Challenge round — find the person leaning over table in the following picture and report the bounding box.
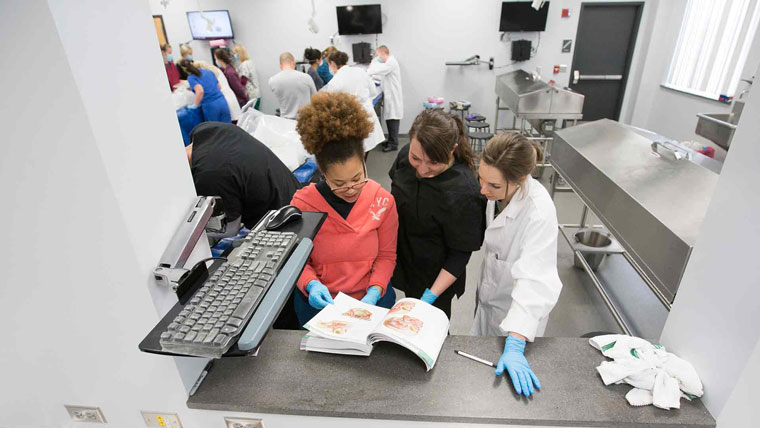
[472,132,563,397]
[194,60,242,123]
[290,91,399,326]
[177,59,231,123]
[388,109,486,318]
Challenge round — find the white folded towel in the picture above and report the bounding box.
[589,334,704,410]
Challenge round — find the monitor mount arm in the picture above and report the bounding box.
[153,196,221,290]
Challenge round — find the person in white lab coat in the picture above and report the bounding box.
[321,50,385,153]
[472,132,563,398]
[367,45,403,152]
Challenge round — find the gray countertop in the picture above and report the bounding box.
[187,330,715,427]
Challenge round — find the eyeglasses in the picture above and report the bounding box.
[325,165,369,194]
[329,179,369,194]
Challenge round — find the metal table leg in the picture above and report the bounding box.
[558,225,633,336]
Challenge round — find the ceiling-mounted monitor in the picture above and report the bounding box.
[187,10,234,40]
[499,2,550,32]
[336,4,382,35]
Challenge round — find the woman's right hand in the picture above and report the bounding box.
[306,280,334,310]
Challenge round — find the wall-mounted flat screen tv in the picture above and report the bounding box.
[336,4,382,35]
[187,10,234,40]
[499,2,550,32]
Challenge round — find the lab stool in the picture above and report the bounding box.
[466,121,491,134]
[467,114,486,122]
[468,131,493,154]
[450,105,470,122]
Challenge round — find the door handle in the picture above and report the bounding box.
[573,72,623,82]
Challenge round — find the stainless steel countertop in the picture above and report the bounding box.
[552,120,720,302]
[555,120,717,246]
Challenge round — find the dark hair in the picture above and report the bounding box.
[327,51,349,67]
[408,109,477,172]
[178,59,201,77]
[481,132,543,183]
[160,43,171,52]
[296,92,372,170]
[304,47,321,64]
[214,48,233,65]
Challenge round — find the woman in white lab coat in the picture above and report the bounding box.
[321,50,384,152]
[472,132,562,397]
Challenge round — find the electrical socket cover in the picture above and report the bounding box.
[64,405,107,423]
[141,411,183,428]
[224,417,264,428]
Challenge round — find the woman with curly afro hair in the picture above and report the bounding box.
[290,91,399,325]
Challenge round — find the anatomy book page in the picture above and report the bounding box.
[370,298,450,369]
[304,293,389,343]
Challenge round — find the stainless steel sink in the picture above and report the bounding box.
[695,100,743,149]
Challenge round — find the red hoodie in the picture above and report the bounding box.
[291,179,398,299]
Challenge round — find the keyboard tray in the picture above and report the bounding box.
[139,211,326,357]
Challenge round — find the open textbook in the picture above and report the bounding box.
[301,293,450,371]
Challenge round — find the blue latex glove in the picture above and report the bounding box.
[495,335,541,397]
[187,104,200,110]
[306,280,334,310]
[360,286,382,305]
[420,288,438,304]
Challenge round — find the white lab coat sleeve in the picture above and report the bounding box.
[308,77,317,96]
[367,75,379,98]
[499,213,562,341]
[367,59,393,77]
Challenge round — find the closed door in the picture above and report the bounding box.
[569,3,643,121]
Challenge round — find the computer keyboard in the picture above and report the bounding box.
[159,229,298,358]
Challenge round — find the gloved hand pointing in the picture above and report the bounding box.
[306,280,334,310]
[495,334,541,397]
[360,286,382,305]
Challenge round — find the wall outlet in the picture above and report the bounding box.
[141,411,183,428]
[224,417,264,428]
[64,405,107,423]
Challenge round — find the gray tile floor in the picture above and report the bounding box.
[366,138,624,337]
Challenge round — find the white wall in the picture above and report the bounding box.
[660,67,760,426]
[629,0,760,144]
[149,0,656,133]
[0,0,208,427]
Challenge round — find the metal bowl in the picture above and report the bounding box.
[574,230,612,271]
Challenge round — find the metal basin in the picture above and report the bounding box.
[695,103,742,149]
[573,229,612,271]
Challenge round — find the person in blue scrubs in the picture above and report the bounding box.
[178,59,231,123]
[317,46,336,84]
